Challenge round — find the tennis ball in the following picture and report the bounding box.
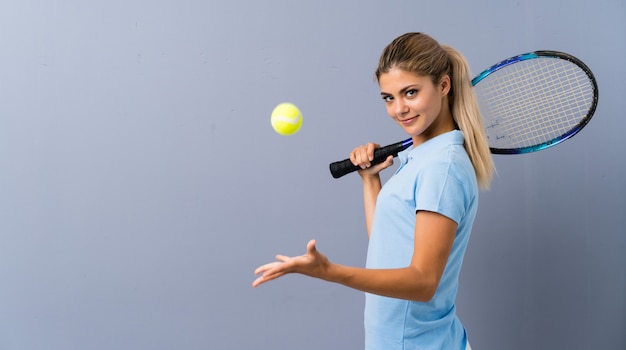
[270,102,302,136]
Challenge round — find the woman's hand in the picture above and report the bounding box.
[350,143,394,177]
[252,240,330,288]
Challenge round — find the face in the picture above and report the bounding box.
[378,68,454,145]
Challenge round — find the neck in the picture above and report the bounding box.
[412,105,455,147]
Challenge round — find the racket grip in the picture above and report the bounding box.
[329,139,412,179]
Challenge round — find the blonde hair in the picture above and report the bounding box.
[376,33,494,189]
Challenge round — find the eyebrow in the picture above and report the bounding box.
[380,84,419,97]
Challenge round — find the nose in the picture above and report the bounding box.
[394,99,409,118]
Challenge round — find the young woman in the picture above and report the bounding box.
[253,32,494,350]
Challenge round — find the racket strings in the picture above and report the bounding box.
[475,57,595,150]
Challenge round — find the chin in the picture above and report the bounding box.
[402,127,424,137]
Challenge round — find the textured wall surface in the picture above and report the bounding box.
[0,1,624,349]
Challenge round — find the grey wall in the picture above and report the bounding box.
[1,1,624,349]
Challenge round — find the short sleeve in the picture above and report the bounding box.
[414,158,471,225]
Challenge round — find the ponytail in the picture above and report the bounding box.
[442,45,494,190]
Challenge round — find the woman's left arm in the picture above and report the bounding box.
[253,210,456,302]
[328,210,456,301]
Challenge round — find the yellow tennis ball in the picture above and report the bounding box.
[271,102,302,136]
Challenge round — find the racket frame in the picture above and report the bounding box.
[473,50,599,154]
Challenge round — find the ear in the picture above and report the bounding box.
[439,75,451,96]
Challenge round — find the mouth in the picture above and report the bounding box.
[398,116,417,125]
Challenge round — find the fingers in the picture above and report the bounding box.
[252,269,286,288]
[381,155,394,168]
[252,240,319,288]
[252,261,287,288]
[253,253,291,275]
[275,254,290,262]
[252,253,295,288]
[253,261,281,275]
[350,143,380,169]
[306,239,317,253]
[349,143,395,172]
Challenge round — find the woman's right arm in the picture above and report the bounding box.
[360,174,382,238]
[350,143,394,238]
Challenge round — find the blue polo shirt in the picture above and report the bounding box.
[364,130,477,350]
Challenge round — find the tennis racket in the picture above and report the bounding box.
[329,50,598,179]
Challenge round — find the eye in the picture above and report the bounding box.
[381,94,393,103]
[406,89,418,98]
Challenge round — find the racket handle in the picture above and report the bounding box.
[329,139,413,179]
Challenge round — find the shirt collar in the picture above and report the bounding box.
[398,130,465,166]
